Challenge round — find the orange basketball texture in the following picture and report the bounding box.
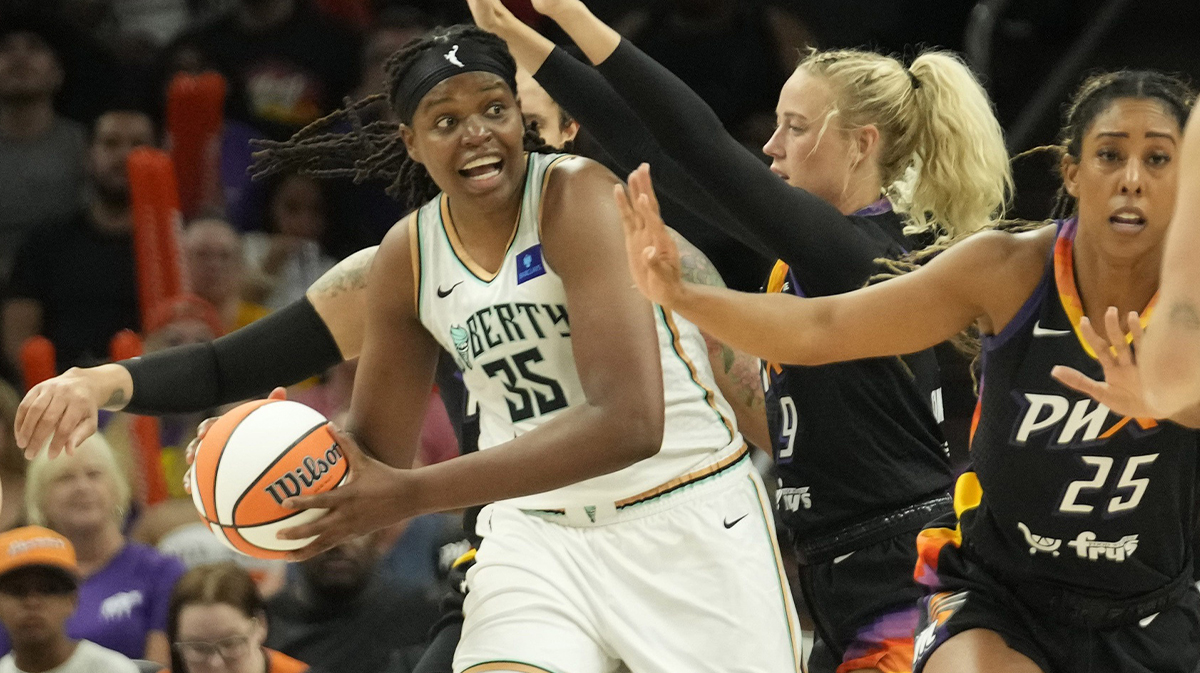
[189,399,347,558]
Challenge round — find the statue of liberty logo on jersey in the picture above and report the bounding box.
[450,325,472,369]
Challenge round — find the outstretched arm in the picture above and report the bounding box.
[617,165,1031,367]
[529,0,892,296]
[1142,111,1200,416]
[14,247,377,457]
[466,0,772,261]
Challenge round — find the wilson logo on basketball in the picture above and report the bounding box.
[263,444,344,505]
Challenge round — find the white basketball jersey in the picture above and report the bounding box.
[412,153,743,509]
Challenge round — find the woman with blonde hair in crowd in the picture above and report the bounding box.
[468,0,1010,670]
[163,563,306,673]
[0,433,185,665]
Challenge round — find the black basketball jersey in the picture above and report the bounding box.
[927,219,1199,598]
[763,205,953,539]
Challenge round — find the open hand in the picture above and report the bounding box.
[1051,308,1157,418]
[275,423,414,560]
[15,368,108,459]
[615,164,685,309]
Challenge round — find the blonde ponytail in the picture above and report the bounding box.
[799,49,1011,240]
[903,52,1011,238]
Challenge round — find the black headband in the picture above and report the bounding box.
[392,39,516,123]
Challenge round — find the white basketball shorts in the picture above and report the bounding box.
[453,453,803,673]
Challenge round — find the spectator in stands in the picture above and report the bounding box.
[0,526,139,673]
[183,217,271,333]
[243,173,336,310]
[167,0,361,142]
[167,563,307,673]
[0,433,186,665]
[0,383,27,532]
[266,533,436,673]
[0,17,87,281]
[1,108,155,372]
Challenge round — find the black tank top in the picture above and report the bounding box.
[764,204,952,539]
[962,219,1198,597]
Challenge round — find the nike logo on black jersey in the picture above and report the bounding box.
[1032,320,1071,337]
[437,281,463,298]
[723,514,748,529]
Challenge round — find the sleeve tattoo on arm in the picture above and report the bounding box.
[670,231,765,411]
[308,247,375,300]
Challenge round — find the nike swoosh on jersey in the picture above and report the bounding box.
[437,281,464,298]
[832,551,856,564]
[1032,320,1071,337]
[723,513,748,529]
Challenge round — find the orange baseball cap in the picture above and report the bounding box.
[0,527,79,588]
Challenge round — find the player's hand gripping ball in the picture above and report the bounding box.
[189,399,347,559]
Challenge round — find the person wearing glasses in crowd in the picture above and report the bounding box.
[164,563,307,673]
[0,526,138,673]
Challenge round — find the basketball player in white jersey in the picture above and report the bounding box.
[240,25,801,673]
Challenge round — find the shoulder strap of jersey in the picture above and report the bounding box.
[405,210,420,315]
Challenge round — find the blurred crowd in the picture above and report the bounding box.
[4,0,1199,671]
[0,0,817,670]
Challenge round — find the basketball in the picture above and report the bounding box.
[189,399,348,559]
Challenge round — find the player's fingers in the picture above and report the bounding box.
[196,416,218,440]
[49,407,90,458]
[1051,365,1107,400]
[638,164,662,215]
[1078,317,1116,368]
[276,510,338,540]
[325,423,367,464]
[13,386,39,446]
[15,388,50,451]
[1104,307,1132,365]
[283,490,339,512]
[25,396,69,460]
[1128,311,1145,354]
[65,415,97,457]
[182,466,194,495]
[614,184,639,235]
[286,535,340,562]
[268,387,288,401]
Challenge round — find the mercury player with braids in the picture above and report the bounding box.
[467,1,1009,672]
[619,70,1200,673]
[51,24,796,673]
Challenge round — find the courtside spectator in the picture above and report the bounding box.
[1,109,154,372]
[266,533,436,673]
[243,173,336,310]
[167,0,360,142]
[0,18,86,281]
[183,218,270,333]
[0,526,138,673]
[166,563,307,673]
[0,434,185,665]
[0,384,26,532]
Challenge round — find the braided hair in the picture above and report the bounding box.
[251,24,554,210]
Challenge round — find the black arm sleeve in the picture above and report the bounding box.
[573,39,893,296]
[122,297,343,414]
[535,48,775,263]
